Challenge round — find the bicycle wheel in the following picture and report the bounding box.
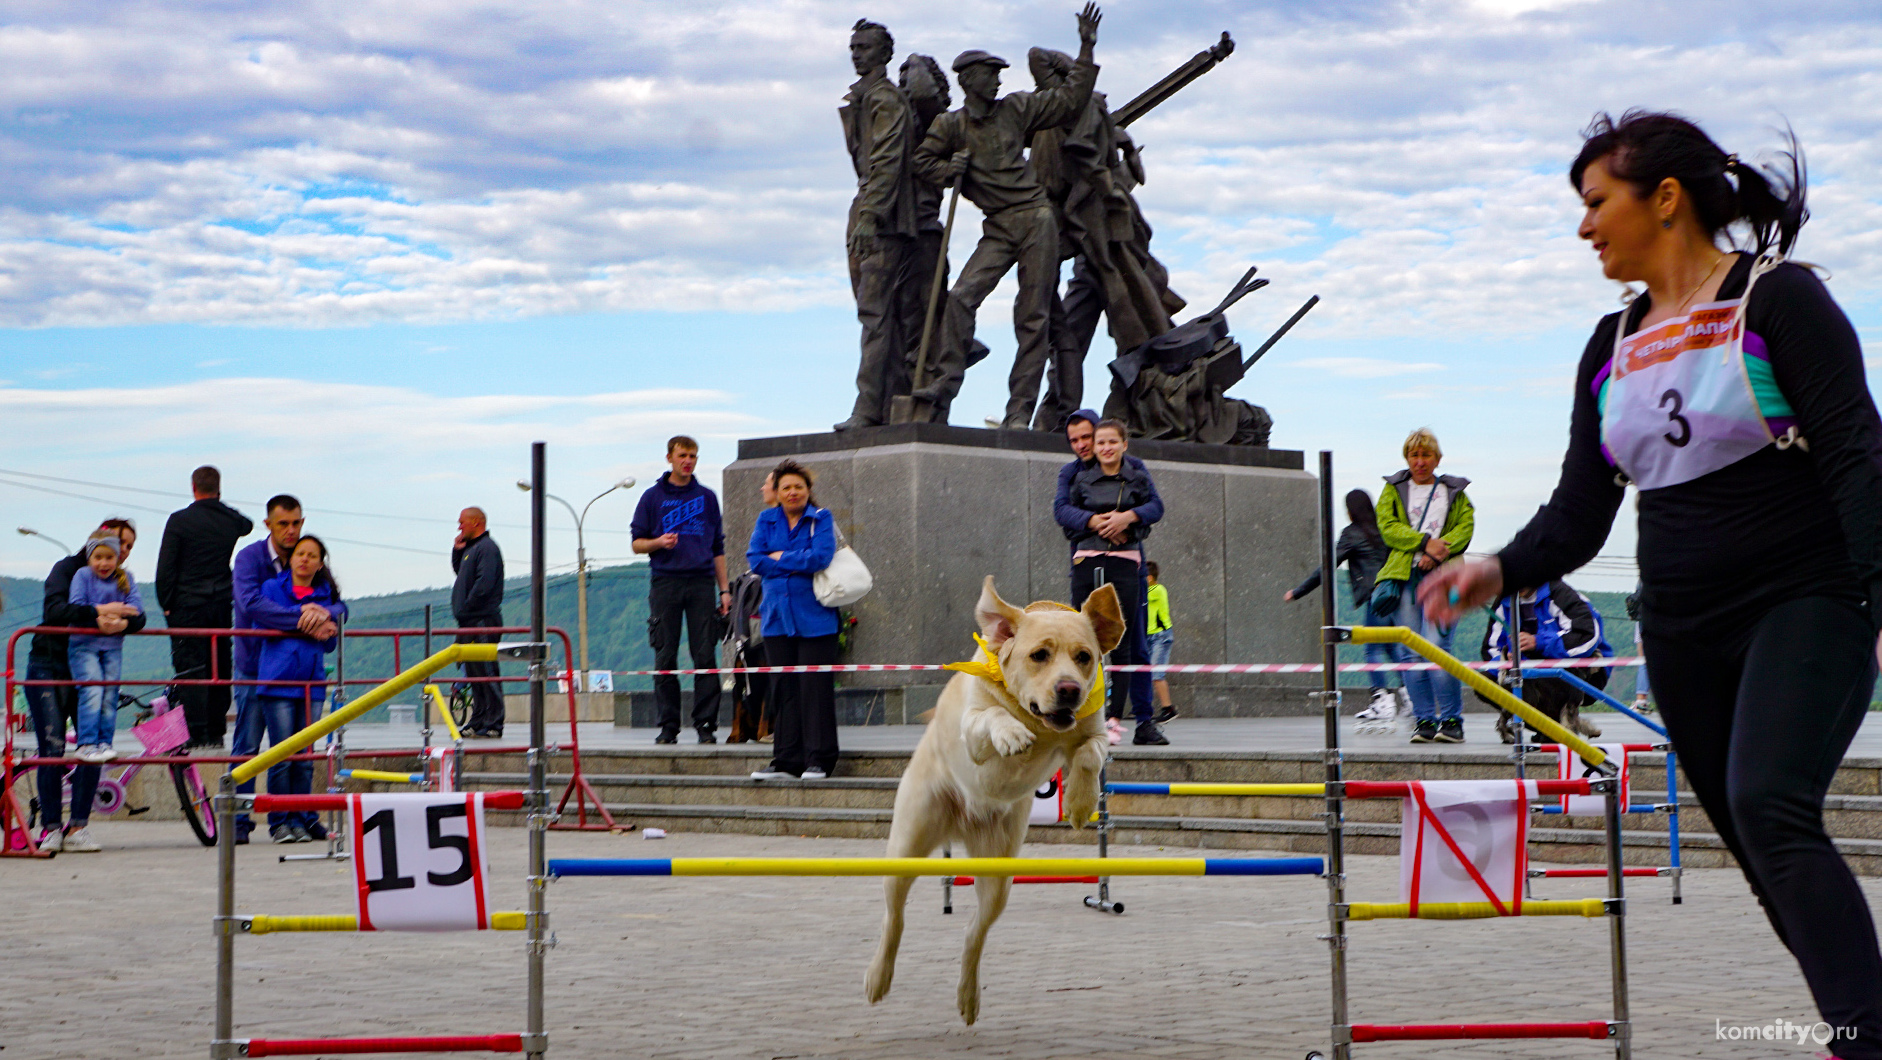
[171,762,218,847]
[449,685,474,732]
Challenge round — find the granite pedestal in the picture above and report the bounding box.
[723,424,1323,718]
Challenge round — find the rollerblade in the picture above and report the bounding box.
[1353,688,1399,734]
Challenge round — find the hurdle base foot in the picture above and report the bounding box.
[1083,896,1124,915]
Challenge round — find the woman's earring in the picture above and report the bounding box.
[1662,219,1673,229]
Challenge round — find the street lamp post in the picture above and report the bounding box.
[17,527,74,554]
[517,477,635,688]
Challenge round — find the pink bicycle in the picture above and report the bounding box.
[30,688,218,847]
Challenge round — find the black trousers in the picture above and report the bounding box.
[765,634,838,775]
[1071,555,1154,723]
[650,574,722,736]
[454,615,507,734]
[169,600,234,745]
[1646,595,1882,1056]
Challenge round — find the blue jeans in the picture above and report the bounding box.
[1391,575,1461,722]
[259,694,318,831]
[1359,596,1399,692]
[24,661,98,830]
[67,642,122,747]
[1146,630,1174,680]
[232,679,263,833]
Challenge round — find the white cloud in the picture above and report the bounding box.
[0,1,1877,333]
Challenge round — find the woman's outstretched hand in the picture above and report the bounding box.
[1415,555,1504,625]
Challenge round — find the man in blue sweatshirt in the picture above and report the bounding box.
[631,436,730,744]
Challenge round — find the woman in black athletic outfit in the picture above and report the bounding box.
[1422,111,1882,1054]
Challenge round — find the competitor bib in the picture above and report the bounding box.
[1598,255,1800,491]
[351,792,493,931]
[1558,744,1629,816]
[1029,770,1064,824]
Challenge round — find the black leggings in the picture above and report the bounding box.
[765,634,839,775]
[1645,595,1882,1056]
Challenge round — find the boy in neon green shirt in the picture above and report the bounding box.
[1145,562,1177,723]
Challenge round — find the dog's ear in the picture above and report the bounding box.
[1081,583,1126,654]
[975,576,1026,648]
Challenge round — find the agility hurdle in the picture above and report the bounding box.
[1519,666,1683,904]
[1309,451,1632,1060]
[210,441,557,1060]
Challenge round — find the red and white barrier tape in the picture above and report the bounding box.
[612,657,1644,677]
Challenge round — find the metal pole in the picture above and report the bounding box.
[576,535,589,681]
[1318,450,1351,1060]
[422,606,434,790]
[525,441,550,1060]
[1604,773,1632,1058]
[1503,596,1531,901]
[212,773,236,1058]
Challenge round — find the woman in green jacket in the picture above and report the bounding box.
[1374,428,1474,742]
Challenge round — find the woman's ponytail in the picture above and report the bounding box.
[1727,132,1808,258]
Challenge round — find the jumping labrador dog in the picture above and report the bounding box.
[865,576,1123,1025]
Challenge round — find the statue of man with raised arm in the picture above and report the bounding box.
[908,3,1102,427]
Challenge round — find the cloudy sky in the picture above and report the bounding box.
[3,0,1880,601]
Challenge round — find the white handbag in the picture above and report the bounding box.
[813,516,873,608]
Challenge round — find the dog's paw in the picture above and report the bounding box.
[989,719,1035,757]
[1063,788,1097,830]
[865,959,893,1004]
[957,977,980,1025]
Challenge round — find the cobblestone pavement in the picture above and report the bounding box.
[2,821,1870,1059]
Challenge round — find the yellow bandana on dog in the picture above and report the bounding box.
[944,632,1106,719]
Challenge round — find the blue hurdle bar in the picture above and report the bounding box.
[1522,667,1682,905]
[547,856,1325,879]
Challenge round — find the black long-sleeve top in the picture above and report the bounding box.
[155,498,253,613]
[1499,255,1882,640]
[1291,523,1388,610]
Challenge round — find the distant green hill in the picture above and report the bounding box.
[1,564,659,692]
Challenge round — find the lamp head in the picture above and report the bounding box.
[516,481,531,492]
[616,477,636,490]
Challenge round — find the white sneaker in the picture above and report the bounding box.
[61,826,101,852]
[1393,688,1411,712]
[801,768,828,780]
[75,745,118,764]
[749,767,797,781]
[1355,690,1398,722]
[37,827,63,853]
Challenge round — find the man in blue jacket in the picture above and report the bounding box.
[231,495,344,842]
[631,436,731,744]
[1053,409,1168,743]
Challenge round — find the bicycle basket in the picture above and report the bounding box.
[131,705,191,756]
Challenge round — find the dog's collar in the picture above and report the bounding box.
[944,633,1105,719]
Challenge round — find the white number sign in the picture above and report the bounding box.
[350,792,493,931]
[1557,744,1629,816]
[1400,780,1537,914]
[1028,770,1063,824]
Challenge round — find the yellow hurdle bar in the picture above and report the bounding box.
[1346,626,1607,767]
[232,644,497,783]
[243,912,528,934]
[1348,898,1607,920]
[423,683,464,741]
[345,768,424,785]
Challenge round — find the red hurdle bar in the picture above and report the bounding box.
[950,875,1100,885]
[1343,779,1591,800]
[1350,1022,1613,1042]
[240,1033,523,1055]
[251,792,526,812]
[1538,868,1660,878]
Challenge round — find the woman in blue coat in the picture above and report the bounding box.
[255,534,341,842]
[746,461,840,781]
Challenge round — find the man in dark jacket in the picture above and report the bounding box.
[451,507,506,738]
[155,466,254,748]
[631,435,730,744]
[1480,580,1613,743]
[23,519,145,850]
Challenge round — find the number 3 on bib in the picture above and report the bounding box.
[1658,388,1691,447]
[351,792,494,930]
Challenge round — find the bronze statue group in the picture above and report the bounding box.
[836,7,1257,441]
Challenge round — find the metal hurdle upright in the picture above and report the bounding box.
[210,441,557,1060]
[1308,451,1634,1060]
